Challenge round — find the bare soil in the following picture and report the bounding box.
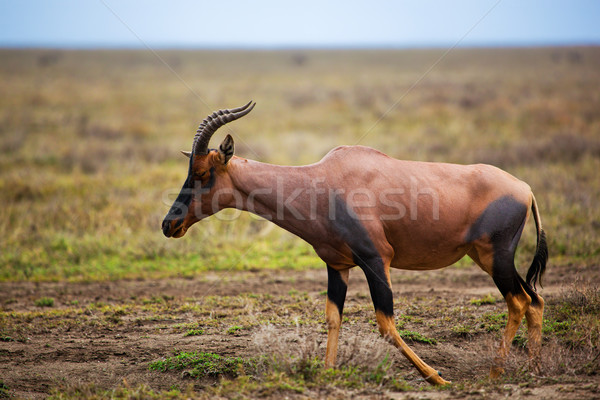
[1,263,598,399]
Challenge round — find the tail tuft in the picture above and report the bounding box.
[526,229,548,291]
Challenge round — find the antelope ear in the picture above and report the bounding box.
[218,134,235,164]
[181,150,192,159]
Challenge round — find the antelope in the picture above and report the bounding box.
[162,102,548,385]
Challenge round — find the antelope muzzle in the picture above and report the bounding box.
[162,217,187,238]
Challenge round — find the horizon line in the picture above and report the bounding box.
[1,40,599,51]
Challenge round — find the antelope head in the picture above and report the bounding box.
[161,101,255,238]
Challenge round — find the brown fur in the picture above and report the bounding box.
[164,143,545,385]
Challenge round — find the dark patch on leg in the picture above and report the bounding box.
[327,265,347,316]
[465,196,528,249]
[354,255,395,316]
[330,196,394,317]
[490,250,524,299]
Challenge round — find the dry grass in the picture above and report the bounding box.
[541,338,599,376]
[248,324,413,394]
[1,270,598,398]
[252,324,392,371]
[471,133,600,168]
[1,47,600,282]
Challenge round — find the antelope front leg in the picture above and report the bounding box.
[375,311,450,385]
[360,257,450,386]
[324,265,349,367]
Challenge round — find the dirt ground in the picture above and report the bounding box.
[1,263,599,399]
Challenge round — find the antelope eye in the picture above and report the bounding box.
[191,171,210,190]
[193,171,208,181]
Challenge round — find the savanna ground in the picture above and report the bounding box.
[1,47,599,399]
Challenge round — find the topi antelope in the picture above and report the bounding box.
[162,102,548,385]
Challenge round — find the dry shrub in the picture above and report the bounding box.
[334,332,392,369]
[554,280,600,351]
[0,130,27,153]
[37,50,63,67]
[61,140,112,174]
[471,306,599,379]
[542,280,600,375]
[472,133,600,168]
[541,337,599,376]
[481,336,528,377]
[82,124,123,140]
[251,324,392,376]
[77,115,123,141]
[124,141,172,164]
[533,134,600,164]
[286,90,319,108]
[560,278,600,315]
[290,53,307,67]
[252,324,323,379]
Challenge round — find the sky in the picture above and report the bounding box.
[1,0,599,48]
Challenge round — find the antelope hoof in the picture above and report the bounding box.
[426,371,451,386]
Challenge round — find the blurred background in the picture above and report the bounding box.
[1,1,599,281]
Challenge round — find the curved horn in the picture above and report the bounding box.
[192,101,255,155]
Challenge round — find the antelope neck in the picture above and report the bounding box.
[227,157,326,240]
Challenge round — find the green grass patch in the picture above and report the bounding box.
[451,324,476,337]
[226,325,244,335]
[481,312,507,333]
[183,328,204,337]
[512,332,528,348]
[0,238,322,283]
[149,352,253,378]
[398,330,437,345]
[0,381,9,398]
[470,294,497,306]
[542,319,572,336]
[34,297,55,307]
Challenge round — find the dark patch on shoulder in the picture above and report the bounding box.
[330,197,394,316]
[331,197,380,261]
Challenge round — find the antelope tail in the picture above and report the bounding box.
[525,194,548,291]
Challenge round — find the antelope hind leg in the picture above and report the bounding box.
[525,294,544,374]
[490,291,531,378]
